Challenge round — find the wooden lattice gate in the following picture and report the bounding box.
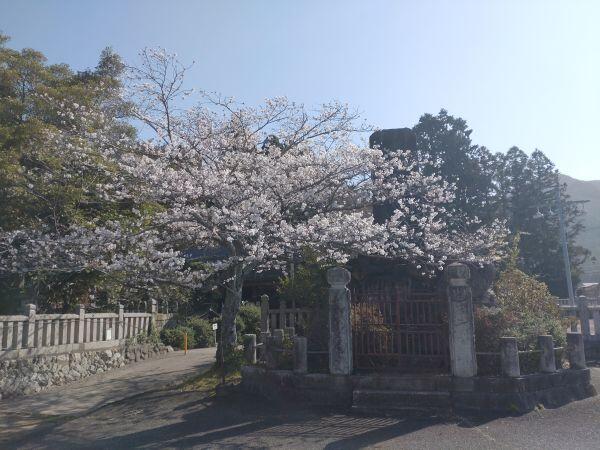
[351,279,450,373]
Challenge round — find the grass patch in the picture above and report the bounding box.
[180,364,241,393]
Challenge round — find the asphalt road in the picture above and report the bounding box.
[2,360,600,449]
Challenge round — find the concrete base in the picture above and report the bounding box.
[241,366,596,414]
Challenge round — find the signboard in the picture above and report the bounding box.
[212,323,218,331]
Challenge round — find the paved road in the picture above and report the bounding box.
[0,348,215,444]
[2,362,600,449]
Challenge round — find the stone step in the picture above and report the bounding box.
[353,375,452,392]
[352,389,452,413]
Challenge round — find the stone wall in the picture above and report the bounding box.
[241,366,596,414]
[0,342,173,399]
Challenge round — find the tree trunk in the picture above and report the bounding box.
[217,264,244,364]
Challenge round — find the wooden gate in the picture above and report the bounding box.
[351,279,449,373]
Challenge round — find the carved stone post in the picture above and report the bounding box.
[150,299,158,333]
[118,304,125,340]
[260,294,270,333]
[578,296,591,336]
[77,304,85,345]
[243,334,257,364]
[446,263,477,377]
[258,331,270,361]
[25,304,36,348]
[500,337,520,377]
[538,335,556,373]
[293,336,308,374]
[567,332,586,369]
[327,267,353,375]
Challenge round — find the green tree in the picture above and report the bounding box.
[0,35,137,312]
[413,109,498,224]
[495,147,588,296]
[414,109,589,297]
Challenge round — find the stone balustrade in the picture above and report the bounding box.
[0,300,171,360]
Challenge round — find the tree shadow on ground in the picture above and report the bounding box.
[69,391,454,449]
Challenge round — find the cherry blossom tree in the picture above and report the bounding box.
[1,49,505,357]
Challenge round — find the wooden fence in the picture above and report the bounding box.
[259,295,311,332]
[0,300,172,360]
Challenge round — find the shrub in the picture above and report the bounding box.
[185,316,216,348]
[160,326,196,350]
[135,328,162,345]
[238,303,261,336]
[474,267,566,353]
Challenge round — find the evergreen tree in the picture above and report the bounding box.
[0,34,135,312]
[414,109,589,296]
[413,109,498,224]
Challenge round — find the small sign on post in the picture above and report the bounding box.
[212,323,218,348]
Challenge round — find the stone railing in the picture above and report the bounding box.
[0,299,171,360]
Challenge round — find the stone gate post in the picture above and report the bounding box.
[260,294,270,333]
[25,303,36,348]
[327,267,353,375]
[150,299,158,333]
[77,304,85,345]
[446,263,477,377]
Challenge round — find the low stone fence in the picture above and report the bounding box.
[0,342,173,399]
[0,300,172,360]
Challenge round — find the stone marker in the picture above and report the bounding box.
[446,263,477,377]
[567,332,586,369]
[538,335,556,373]
[260,294,270,333]
[327,266,353,375]
[500,337,520,378]
[243,334,257,364]
[293,336,308,374]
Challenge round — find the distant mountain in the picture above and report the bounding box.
[560,174,600,283]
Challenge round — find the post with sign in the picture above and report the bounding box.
[212,322,218,348]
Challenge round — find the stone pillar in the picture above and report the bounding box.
[265,336,278,369]
[538,335,556,373]
[280,300,287,329]
[77,304,85,345]
[265,329,285,369]
[293,336,308,374]
[273,328,284,345]
[243,334,257,364]
[567,332,586,369]
[25,304,36,348]
[258,331,270,361]
[118,304,125,340]
[500,337,520,377]
[446,263,477,377]
[578,296,591,336]
[260,294,270,333]
[327,266,353,375]
[150,299,158,333]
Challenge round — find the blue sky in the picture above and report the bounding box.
[2,0,599,180]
